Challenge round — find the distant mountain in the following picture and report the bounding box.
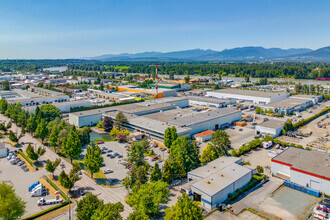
[281,46,330,62]
[88,46,330,62]
[201,47,313,61]
[90,49,218,61]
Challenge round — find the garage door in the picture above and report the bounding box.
[310,180,321,191]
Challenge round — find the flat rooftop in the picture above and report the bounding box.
[171,108,241,127]
[257,119,285,129]
[32,87,63,96]
[210,88,288,98]
[192,163,251,196]
[188,157,241,179]
[273,147,330,178]
[188,96,228,104]
[265,98,311,109]
[8,95,69,103]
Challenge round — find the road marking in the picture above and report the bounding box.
[77,181,86,188]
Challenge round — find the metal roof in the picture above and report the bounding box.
[210,88,288,98]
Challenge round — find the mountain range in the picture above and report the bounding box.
[88,46,330,62]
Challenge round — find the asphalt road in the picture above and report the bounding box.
[0,114,133,218]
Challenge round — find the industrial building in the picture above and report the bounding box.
[149,83,191,91]
[30,87,64,96]
[24,100,91,113]
[181,157,252,209]
[69,97,242,140]
[255,119,285,138]
[206,88,289,104]
[292,95,323,105]
[271,147,330,195]
[262,97,314,115]
[8,95,70,106]
[188,96,234,108]
[117,85,177,98]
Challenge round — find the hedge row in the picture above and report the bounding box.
[18,151,38,171]
[23,176,71,220]
[293,107,330,129]
[231,138,263,157]
[226,174,266,204]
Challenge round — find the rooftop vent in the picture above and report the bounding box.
[207,181,211,184]
[221,174,224,177]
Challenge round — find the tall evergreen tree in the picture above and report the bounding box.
[150,162,162,182]
[62,127,82,164]
[84,141,103,179]
[35,119,49,144]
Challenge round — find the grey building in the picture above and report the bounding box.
[181,157,252,209]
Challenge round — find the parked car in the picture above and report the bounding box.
[239,128,243,131]
[151,156,158,161]
[107,150,113,153]
[117,155,123,158]
[107,178,119,184]
[101,163,106,167]
[104,169,113,174]
[102,147,107,151]
[117,160,122,164]
[97,141,105,144]
[152,144,158,148]
[166,150,170,153]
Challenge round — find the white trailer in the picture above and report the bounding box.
[37,197,63,206]
[31,184,48,197]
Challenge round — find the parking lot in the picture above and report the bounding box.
[226,125,256,150]
[82,140,169,181]
[0,148,55,218]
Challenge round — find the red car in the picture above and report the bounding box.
[152,144,158,148]
[166,150,170,153]
[97,141,105,144]
[151,156,158,161]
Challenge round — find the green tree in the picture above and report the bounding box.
[184,75,190,84]
[257,165,264,174]
[164,193,203,220]
[45,158,61,179]
[0,99,8,114]
[127,181,170,217]
[76,193,104,220]
[9,130,18,143]
[91,202,123,220]
[6,120,12,130]
[164,126,178,149]
[284,121,294,132]
[127,209,149,220]
[26,114,38,134]
[0,123,7,132]
[128,142,145,166]
[200,144,219,165]
[58,170,74,190]
[150,162,162,182]
[26,144,38,160]
[0,182,26,220]
[2,80,10,90]
[140,137,150,152]
[102,116,113,132]
[170,137,200,173]
[210,130,231,156]
[35,119,49,144]
[162,157,185,184]
[84,141,103,179]
[114,112,127,130]
[39,104,61,122]
[49,126,59,152]
[62,127,82,164]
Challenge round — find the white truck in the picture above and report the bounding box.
[262,141,273,149]
[31,184,49,197]
[37,197,63,206]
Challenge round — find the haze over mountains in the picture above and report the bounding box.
[89,46,330,62]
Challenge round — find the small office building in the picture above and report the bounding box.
[262,98,314,115]
[194,130,215,142]
[181,157,252,209]
[255,120,285,138]
[271,147,330,195]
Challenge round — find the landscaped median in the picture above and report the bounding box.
[23,175,71,220]
[18,151,38,171]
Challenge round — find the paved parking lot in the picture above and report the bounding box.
[226,126,256,149]
[0,145,55,218]
[82,141,169,180]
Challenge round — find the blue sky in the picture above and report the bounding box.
[0,0,329,59]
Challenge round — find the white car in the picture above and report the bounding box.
[117,160,122,164]
[104,169,113,174]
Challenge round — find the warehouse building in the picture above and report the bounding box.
[30,87,64,96]
[8,95,70,106]
[24,100,91,113]
[271,148,330,195]
[181,157,252,209]
[69,97,189,128]
[255,119,285,138]
[206,88,289,104]
[262,98,314,115]
[293,95,323,105]
[118,85,178,98]
[188,96,235,108]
